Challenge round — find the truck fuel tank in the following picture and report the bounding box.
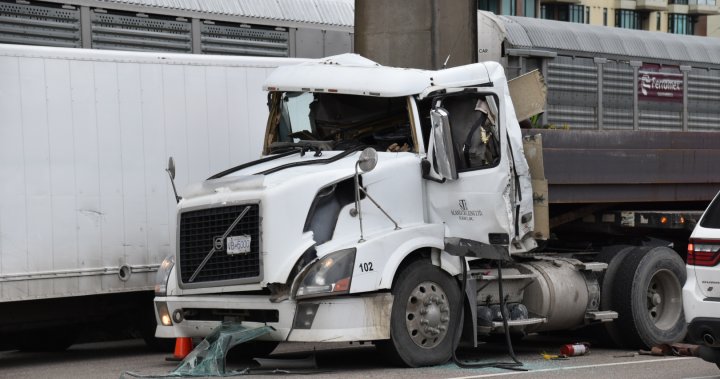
[518,259,599,332]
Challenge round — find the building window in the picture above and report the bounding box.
[603,8,608,26]
[668,13,695,34]
[524,0,536,17]
[541,4,584,23]
[478,0,500,14]
[656,12,661,30]
[502,0,517,15]
[586,7,590,23]
[669,0,689,4]
[615,9,640,29]
[569,4,584,22]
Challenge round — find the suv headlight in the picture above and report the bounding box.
[294,248,356,299]
[155,255,175,296]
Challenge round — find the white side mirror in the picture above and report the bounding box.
[430,108,458,180]
[167,157,176,180]
[357,147,378,173]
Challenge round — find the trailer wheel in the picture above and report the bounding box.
[377,260,461,367]
[612,246,686,348]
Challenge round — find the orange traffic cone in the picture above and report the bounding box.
[165,337,193,361]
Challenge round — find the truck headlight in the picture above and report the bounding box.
[154,255,175,296]
[294,248,356,299]
[156,301,173,326]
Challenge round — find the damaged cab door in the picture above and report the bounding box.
[424,89,514,250]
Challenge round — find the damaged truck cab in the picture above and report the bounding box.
[154,54,682,367]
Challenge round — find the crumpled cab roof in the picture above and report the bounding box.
[263,53,498,97]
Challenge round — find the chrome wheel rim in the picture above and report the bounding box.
[405,281,450,349]
[646,269,682,330]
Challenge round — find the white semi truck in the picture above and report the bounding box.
[153,53,702,367]
[0,43,306,350]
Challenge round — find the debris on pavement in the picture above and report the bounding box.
[612,353,637,358]
[120,323,273,378]
[254,355,317,370]
[541,352,569,360]
[638,343,701,357]
[559,342,591,357]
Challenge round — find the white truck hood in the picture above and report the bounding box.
[181,150,374,200]
[175,151,424,288]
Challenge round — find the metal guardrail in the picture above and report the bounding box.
[689,0,716,6]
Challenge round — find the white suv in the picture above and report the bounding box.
[683,190,720,368]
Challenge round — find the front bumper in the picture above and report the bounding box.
[154,292,393,342]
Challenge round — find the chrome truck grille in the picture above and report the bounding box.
[178,204,261,287]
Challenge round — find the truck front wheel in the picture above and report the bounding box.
[377,260,461,367]
[612,246,687,348]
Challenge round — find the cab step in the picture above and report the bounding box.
[477,317,547,334]
[491,317,547,328]
[585,310,618,323]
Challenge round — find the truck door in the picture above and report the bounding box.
[424,90,514,247]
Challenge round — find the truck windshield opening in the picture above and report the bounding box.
[268,92,415,153]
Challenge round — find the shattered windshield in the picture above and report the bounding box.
[267,92,415,153]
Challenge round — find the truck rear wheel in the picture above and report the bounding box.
[612,246,686,348]
[377,260,461,367]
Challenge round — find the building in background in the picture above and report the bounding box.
[0,0,354,57]
[478,0,720,36]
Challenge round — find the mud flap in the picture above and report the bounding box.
[121,323,274,378]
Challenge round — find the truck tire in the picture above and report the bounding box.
[595,245,634,347]
[612,246,686,349]
[377,260,461,367]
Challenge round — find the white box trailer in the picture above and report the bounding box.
[0,43,306,349]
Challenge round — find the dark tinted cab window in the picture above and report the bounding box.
[700,194,720,229]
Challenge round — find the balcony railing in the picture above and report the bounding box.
[638,0,669,10]
[689,0,718,14]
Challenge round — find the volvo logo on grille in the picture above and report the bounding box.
[213,236,224,250]
[188,205,252,283]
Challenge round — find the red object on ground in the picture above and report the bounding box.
[166,337,193,362]
[560,343,590,357]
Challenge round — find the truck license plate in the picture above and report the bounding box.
[227,235,251,255]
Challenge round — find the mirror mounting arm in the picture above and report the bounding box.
[167,172,181,203]
[353,148,400,243]
[421,159,446,183]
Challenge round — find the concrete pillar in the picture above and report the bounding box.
[354,0,476,69]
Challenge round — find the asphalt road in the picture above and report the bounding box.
[1,334,719,379]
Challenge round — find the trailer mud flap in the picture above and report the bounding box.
[121,323,273,378]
